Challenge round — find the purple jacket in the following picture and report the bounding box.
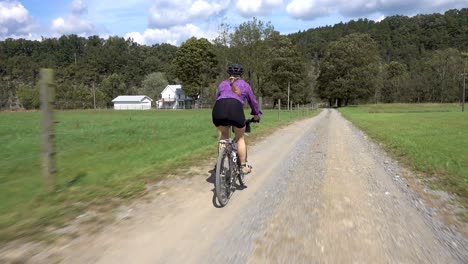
[216,79,262,115]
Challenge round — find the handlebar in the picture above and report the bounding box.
[245,117,260,134]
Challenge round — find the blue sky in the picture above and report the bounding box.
[1,0,466,45]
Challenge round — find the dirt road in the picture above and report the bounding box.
[52,109,468,263]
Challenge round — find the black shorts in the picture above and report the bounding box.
[212,98,246,128]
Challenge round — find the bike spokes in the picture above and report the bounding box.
[215,151,232,206]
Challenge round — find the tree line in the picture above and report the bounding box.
[291,8,468,106]
[0,8,466,110]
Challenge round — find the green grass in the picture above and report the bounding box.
[340,104,468,213]
[353,103,461,113]
[0,108,317,243]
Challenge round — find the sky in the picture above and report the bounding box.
[0,0,466,46]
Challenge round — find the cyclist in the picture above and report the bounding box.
[212,63,262,174]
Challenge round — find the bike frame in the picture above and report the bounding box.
[218,135,241,180]
[215,118,257,206]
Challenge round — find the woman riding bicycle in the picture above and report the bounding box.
[212,63,262,174]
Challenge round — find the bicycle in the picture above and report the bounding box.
[215,118,259,207]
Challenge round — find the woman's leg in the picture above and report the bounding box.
[217,126,230,140]
[233,126,247,164]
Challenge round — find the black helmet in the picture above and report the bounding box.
[227,63,243,77]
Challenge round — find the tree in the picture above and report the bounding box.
[426,48,464,102]
[1,8,467,109]
[229,18,275,95]
[212,23,234,79]
[17,84,39,109]
[316,33,382,106]
[138,72,168,100]
[381,61,409,102]
[100,73,128,106]
[172,37,217,103]
[263,32,310,105]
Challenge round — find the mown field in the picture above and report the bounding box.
[0,108,317,243]
[340,104,468,216]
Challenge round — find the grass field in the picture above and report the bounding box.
[0,108,317,243]
[340,104,468,215]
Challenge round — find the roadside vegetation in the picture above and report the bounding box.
[0,108,317,243]
[340,104,468,217]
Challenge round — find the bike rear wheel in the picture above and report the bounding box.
[215,149,232,206]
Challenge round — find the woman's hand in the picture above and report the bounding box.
[253,115,260,121]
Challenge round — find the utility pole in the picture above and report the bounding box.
[462,73,466,112]
[287,81,290,111]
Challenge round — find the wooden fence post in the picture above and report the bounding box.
[40,69,56,192]
[290,100,293,119]
[278,99,281,120]
[93,74,98,109]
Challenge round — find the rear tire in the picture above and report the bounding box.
[215,149,232,206]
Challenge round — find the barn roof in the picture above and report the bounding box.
[112,95,153,102]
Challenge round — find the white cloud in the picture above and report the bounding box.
[128,0,223,45]
[0,1,28,24]
[0,1,38,39]
[286,0,468,20]
[51,0,97,36]
[286,0,333,19]
[126,24,217,45]
[149,0,229,28]
[375,14,386,22]
[236,0,283,17]
[339,0,418,17]
[71,0,88,15]
[190,0,226,17]
[51,16,95,35]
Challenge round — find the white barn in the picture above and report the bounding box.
[157,85,193,109]
[112,95,153,110]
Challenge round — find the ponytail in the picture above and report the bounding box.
[229,76,241,96]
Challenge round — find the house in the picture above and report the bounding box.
[112,95,153,110]
[157,85,193,109]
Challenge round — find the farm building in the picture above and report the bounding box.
[157,85,193,109]
[112,95,153,110]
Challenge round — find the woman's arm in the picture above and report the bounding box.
[245,83,262,116]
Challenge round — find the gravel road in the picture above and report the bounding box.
[36,109,468,263]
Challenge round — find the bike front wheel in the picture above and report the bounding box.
[215,149,232,206]
[236,153,246,187]
[237,173,246,187]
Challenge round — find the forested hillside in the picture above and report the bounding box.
[0,36,178,109]
[290,8,468,106]
[0,9,466,110]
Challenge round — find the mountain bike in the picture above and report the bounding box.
[215,118,259,207]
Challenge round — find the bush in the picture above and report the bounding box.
[17,84,40,109]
